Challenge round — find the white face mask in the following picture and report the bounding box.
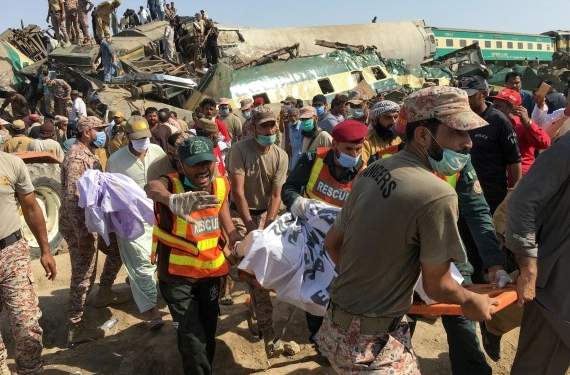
[131,137,150,153]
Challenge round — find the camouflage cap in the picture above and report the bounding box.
[347,88,368,105]
[197,118,218,133]
[218,98,231,106]
[167,131,193,157]
[281,96,296,104]
[125,115,152,140]
[299,105,317,119]
[55,115,69,125]
[400,86,488,131]
[252,106,276,126]
[77,116,106,133]
[240,98,253,111]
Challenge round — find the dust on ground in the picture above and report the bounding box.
[0,253,526,374]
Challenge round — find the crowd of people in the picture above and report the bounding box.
[2,6,570,374]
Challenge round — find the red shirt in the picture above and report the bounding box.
[192,118,231,142]
[214,146,226,176]
[511,116,551,175]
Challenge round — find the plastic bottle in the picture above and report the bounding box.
[100,317,120,329]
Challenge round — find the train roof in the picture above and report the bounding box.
[432,27,553,40]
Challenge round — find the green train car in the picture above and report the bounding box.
[541,31,570,53]
[433,28,555,62]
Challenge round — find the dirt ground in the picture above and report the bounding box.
[0,253,530,374]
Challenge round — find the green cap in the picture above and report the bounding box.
[177,137,217,166]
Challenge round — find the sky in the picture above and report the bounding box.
[0,0,568,36]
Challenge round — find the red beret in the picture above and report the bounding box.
[332,120,369,143]
[253,97,264,106]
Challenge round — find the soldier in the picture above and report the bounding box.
[94,0,121,41]
[60,116,128,345]
[43,77,73,118]
[0,150,57,374]
[0,92,30,119]
[65,0,84,44]
[46,0,70,45]
[78,0,95,43]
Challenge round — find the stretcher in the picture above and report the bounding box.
[238,270,518,316]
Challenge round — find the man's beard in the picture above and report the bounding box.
[374,124,395,142]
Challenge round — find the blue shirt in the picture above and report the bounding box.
[100,40,113,67]
[288,121,303,170]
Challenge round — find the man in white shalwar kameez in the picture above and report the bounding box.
[163,18,176,63]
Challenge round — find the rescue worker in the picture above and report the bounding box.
[94,0,121,41]
[218,98,242,144]
[78,0,95,43]
[0,92,30,118]
[0,151,57,375]
[43,77,73,118]
[46,0,70,45]
[60,116,128,345]
[3,120,32,153]
[299,106,332,153]
[97,35,116,83]
[239,98,254,139]
[361,100,403,164]
[317,86,498,374]
[145,137,241,375]
[346,89,369,124]
[281,119,368,346]
[108,111,128,155]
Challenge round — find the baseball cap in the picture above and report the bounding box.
[458,76,489,96]
[347,89,368,105]
[197,118,218,133]
[11,120,25,131]
[240,98,253,111]
[71,90,80,96]
[488,88,522,107]
[299,106,317,119]
[177,137,217,166]
[77,116,106,132]
[332,120,368,143]
[281,96,296,104]
[312,94,327,106]
[113,111,124,119]
[252,107,276,126]
[400,86,488,131]
[218,98,231,106]
[125,115,152,140]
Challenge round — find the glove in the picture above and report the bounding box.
[168,191,220,223]
[493,270,513,288]
[290,197,309,221]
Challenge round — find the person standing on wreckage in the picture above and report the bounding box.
[315,86,499,374]
[281,119,368,350]
[145,137,241,375]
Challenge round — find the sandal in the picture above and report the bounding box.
[219,295,234,306]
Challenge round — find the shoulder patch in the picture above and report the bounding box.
[1,176,9,186]
[473,180,483,195]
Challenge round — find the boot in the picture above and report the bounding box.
[262,328,284,359]
[93,284,131,308]
[67,321,104,346]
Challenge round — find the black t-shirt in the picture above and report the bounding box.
[468,102,521,212]
[546,91,567,114]
[204,25,218,46]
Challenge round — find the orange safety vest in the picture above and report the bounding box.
[376,144,400,159]
[151,174,230,279]
[304,147,366,208]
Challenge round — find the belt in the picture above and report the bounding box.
[0,230,23,250]
[329,301,402,335]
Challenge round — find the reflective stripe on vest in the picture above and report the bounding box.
[151,175,229,279]
[376,144,400,159]
[304,147,366,208]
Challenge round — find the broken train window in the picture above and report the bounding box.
[318,79,335,94]
[371,67,386,81]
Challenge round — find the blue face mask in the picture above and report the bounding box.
[300,119,314,132]
[219,108,230,116]
[349,108,365,119]
[242,111,251,120]
[284,104,292,111]
[426,132,470,175]
[316,105,325,117]
[93,131,106,148]
[255,133,276,146]
[336,151,360,168]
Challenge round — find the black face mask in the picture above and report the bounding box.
[374,122,395,142]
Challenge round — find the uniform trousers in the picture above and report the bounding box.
[0,239,43,374]
[65,8,83,43]
[159,278,220,375]
[49,11,69,44]
[60,204,123,323]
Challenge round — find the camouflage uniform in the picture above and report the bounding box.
[48,0,70,44]
[315,312,420,374]
[230,209,273,334]
[48,79,73,118]
[78,0,93,40]
[0,129,11,152]
[65,0,83,44]
[59,140,122,323]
